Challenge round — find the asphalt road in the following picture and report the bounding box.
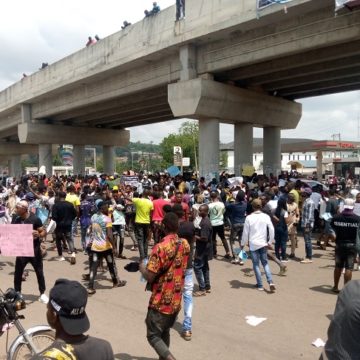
[0,234,353,360]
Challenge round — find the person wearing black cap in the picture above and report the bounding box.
[31,279,114,359]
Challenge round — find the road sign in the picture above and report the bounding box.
[182,157,190,167]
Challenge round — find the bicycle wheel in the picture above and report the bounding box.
[11,330,55,360]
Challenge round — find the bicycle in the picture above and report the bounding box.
[0,288,55,359]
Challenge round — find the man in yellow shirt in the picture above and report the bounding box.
[131,190,154,261]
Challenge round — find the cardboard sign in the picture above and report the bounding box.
[0,224,34,257]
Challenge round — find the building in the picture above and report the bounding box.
[220,138,360,178]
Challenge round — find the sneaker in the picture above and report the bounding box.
[56,256,66,261]
[269,283,276,292]
[281,258,289,263]
[300,258,313,264]
[231,259,240,265]
[70,253,76,265]
[87,288,96,295]
[181,331,192,341]
[39,294,49,304]
[278,266,287,276]
[257,287,264,291]
[289,253,295,259]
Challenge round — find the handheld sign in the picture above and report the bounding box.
[0,224,34,257]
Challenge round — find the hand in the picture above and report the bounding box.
[267,243,273,250]
[113,249,118,257]
[32,230,39,239]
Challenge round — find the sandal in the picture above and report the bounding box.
[113,280,127,288]
[193,290,206,297]
[331,287,340,294]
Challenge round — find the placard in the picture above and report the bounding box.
[0,224,34,257]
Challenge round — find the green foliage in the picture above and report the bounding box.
[53,154,63,166]
[159,121,199,170]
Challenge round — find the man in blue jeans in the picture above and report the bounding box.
[241,199,276,292]
[300,188,315,264]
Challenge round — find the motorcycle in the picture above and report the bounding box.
[0,288,55,359]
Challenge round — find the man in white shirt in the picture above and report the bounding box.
[241,199,276,292]
[208,191,231,259]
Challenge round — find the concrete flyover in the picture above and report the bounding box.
[0,0,359,177]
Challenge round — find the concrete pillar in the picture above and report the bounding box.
[39,144,53,176]
[316,150,323,181]
[9,155,22,179]
[199,118,219,180]
[263,127,281,177]
[103,145,115,174]
[234,123,253,176]
[21,103,32,123]
[73,145,86,175]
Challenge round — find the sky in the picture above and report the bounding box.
[1,0,359,145]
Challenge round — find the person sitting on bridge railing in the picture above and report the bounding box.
[86,36,97,47]
[151,2,160,14]
[121,21,131,30]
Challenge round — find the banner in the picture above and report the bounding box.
[120,175,140,188]
[257,0,295,10]
[0,224,34,257]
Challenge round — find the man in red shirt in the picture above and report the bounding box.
[140,213,190,360]
[152,192,169,244]
[172,191,189,221]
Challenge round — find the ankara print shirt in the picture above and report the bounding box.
[147,234,190,315]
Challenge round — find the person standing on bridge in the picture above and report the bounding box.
[176,0,185,20]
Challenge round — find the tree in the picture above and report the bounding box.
[160,121,199,170]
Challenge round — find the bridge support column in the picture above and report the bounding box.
[199,118,219,179]
[316,150,323,181]
[9,155,22,179]
[263,127,281,177]
[234,123,253,176]
[39,144,53,176]
[103,146,115,175]
[73,145,86,175]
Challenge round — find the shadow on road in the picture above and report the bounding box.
[229,279,255,289]
[309,284,338,295]
[114,353,156,360]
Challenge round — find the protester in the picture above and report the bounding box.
[193,204,213,296]
[12,200,48,304]
[300,188,315,263]
[51,191,77,263]
[330,198,360,293]
[121,21,131,29]
[241,199,276,292]
[208,191,231,259]
[86,200,126,295]
[31,278,114,359]
[321,280,360,359]
[139,212,190,360]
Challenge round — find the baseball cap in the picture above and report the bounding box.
[112,185,119,191]
[344,198,355,210]
[25,192,35,201]
[303,187,312,195]
[49,279,90,336]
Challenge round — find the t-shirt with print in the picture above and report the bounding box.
[147,234,190,315]
[90,213,113,252]
[208,201,225,226]
[132,197,153,224]
[31,336,114,360]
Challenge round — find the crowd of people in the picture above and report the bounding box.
[1,170,360,359]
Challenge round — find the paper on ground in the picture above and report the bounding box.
[245,315,267,327]
[312,338,325,348]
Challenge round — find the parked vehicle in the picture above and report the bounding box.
[0,288,55,359]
